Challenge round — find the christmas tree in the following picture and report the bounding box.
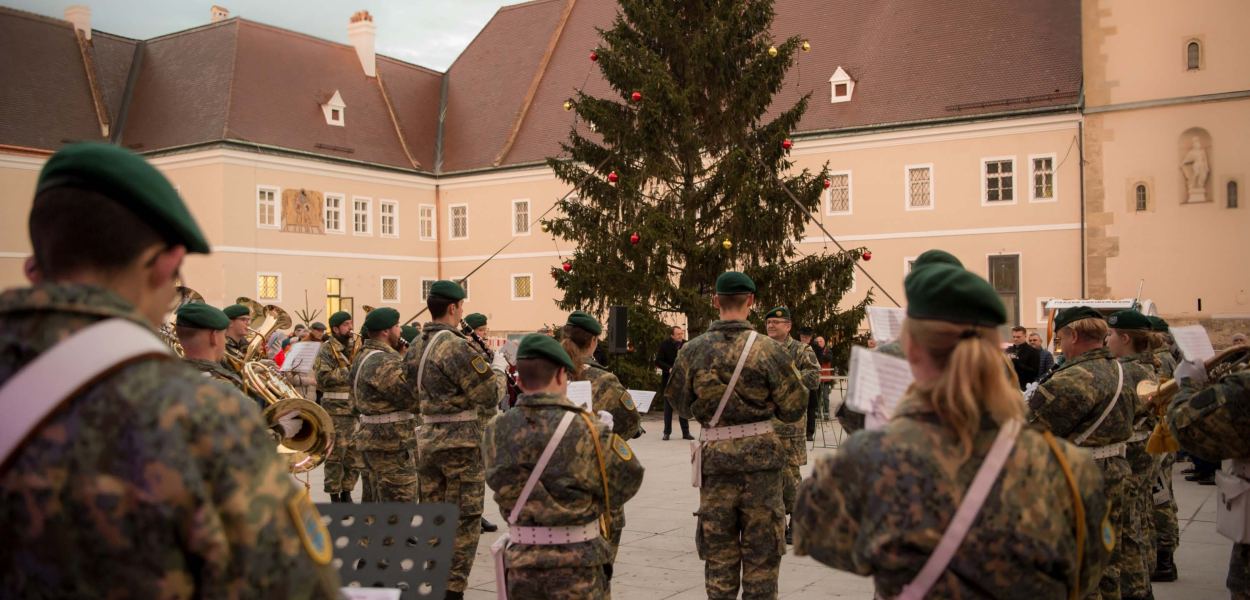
[545,0,870,387]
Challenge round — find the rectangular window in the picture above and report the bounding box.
[419,204,436,240]
[449,204,468,239]
[380,200,398,237]
[512,200,531,236]
[1029,155,1056,202]
[381,277,400,303]
[905,165,933,210]
[825,172,851,215]
[987,255,1021,328]
[326,277,342,317]
[257,186,279,228]
[421,279,436,300]
[257,273,281,302]
[983,157,1015,204]
[512,274,533,300]
[353,197,372,235]
[324,194,344,233]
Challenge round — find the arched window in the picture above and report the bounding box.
[1187,41,1201,70]
[1230,181,1240,209]
[1135,184,1148,211]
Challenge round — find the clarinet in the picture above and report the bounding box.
[462,320,519,408]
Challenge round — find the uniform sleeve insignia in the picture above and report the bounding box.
[611,434,634,461]
[621,390,636,410]
[287,491,332,565]
[1101,512,1116,552]
[471,355,490,375]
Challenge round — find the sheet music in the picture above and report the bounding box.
[845,346,914,430]
[567,380,593,411]
[866,306,907,343]
[627,390,656,413]
[280,341,321,372]
[1170,325,1216,362]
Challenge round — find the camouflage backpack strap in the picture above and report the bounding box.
[692,331,758,488]
[417,329,453,394]
[0,318,171,468]
[1073,360,1124,446]
[351,349,382,399]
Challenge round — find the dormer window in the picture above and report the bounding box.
[322,90,346,127]
[828,66,854,104]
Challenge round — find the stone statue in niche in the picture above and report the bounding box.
[1181,136,1210,203]
[282,188,324,234]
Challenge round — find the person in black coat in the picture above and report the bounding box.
[655,325,692,440]
[1006,326,1041,390]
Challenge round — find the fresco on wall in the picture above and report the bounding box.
[282,188,324,234]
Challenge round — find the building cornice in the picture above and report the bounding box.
[1083,89,1250,115]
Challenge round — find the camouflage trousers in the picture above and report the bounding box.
[1120,441,1155,597]
[776,417,807,516]
[1153,453,1179,552]
[418,446,485,593]
[696,469,786,600]
[360,448,417,503]
[1231,543,1250,599]
[608,505,625,564]
[506,565,608,599]
[782,465,801,516]
[324,415,361,496]
[1093,455,1132,600]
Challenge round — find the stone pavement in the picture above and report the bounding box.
[305,415,1234,598]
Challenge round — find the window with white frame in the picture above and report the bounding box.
[1036,297,1055,324]
[257,186,279,228]
[906,165,933,209]
[1030,155,1055,202]
[353,197,372,235]
[450,204,468,239]
[381,277,400,303]
[324,193,344,233]
[421,279,435,300]
[825,172,851,214]
[512,200,531,235]
[983,158,1015,203]
[380,200,398,237]
[257,273,280,301]
[419,204,436,240]
[512,274,533,300]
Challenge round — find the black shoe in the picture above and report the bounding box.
[481,517,498,533]
[1185,472,1212,482]
[662,433,671,441]
[681,433,695,440]
[444,592,464,600]
[1198,474,1216,485]
[1151,549,1178,582]
[1181,467,1196,475]
[785,520,793,545]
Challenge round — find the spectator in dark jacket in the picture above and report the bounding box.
[655,325,692,440]
[1006,325,1041,390]
[1028,331,1055,379]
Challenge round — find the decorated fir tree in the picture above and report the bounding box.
[545,0,870,387]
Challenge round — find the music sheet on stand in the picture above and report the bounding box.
[280,341,321,372]
[1170,325,1216,362]
[845,346,914,430]
[627,390,657,413]
[567,380,593,411]
[866,306,906,343]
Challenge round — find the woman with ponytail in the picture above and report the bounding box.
[793,264,1111,599]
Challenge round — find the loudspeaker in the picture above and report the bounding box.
[608,306,628,354]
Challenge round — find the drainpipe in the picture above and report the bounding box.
[1078,119,1086,298]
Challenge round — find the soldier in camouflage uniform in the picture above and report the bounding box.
[315,310,364,502]
[796,263,1111,598]
[1146,315,1180,582]
[349,307,417,503]
[0,143,337,597]
[175,302,267,410]
[1030,306,1136,600]
[668,272,806,600]
[403,280,505,600]
[484,334,645,599]
[761,306,821,545]
[221,303,251,375]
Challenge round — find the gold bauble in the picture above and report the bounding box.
[767,46,778,57]
[801,40,811,52]
[722,239,733,250]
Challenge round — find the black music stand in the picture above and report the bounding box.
[318,502,459,598]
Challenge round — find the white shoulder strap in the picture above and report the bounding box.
[509,410,577,524]
[707,331,758,431]
[1074,360,1124,446]
[417,329,453,394]
[0,318,170,467]
[352,349,383,399]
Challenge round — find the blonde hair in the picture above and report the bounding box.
[902,318,1024,459]
[560,324,595,379]
[1065,317,1108,343]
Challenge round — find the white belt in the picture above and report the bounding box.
[508,521,600,545]
[422,409,476,424]
[359,411,416,424]
[323,392,350,400]
[701,420,773,441]
[1089,442,1127,460]
[1128,431,1150,444]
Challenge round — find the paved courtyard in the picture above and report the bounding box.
[306,414,1234,599]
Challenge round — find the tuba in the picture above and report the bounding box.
[236,296,292,362]
[159,286,205,357]
[1138,344,1250,410]
[242,360,336,473]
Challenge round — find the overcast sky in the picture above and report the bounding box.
[5,0,519,70]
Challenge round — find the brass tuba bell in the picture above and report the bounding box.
[159,286,205,357]
[236,296,292,362]
[243,361,336,473]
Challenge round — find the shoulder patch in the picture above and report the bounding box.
[471,355,490,375]
[1101,511,1116,552]
[611,434,634,461]
[287,491,332,565]
[620,390,636,411]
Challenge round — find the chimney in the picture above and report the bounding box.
[64,5,91,40]
[347,10,376,78]
[210,5,230,23]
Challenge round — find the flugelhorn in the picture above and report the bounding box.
[243,361,336,473]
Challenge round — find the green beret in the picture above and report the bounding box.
[364,307,400,332]
[175,303,229,330]
[1054,306,1104,331]
[913,249,963,270]
[566,310,602,335]
[765,307,791,321]
[223,304,250,320]
[36,143,210,254]
[1108,310,1151,331]
[310,322,327,331]
[1147,316,1169,332]
[328,311,352,328]
[516,333,576,372]
[429,280,466,301]
[465,313,488,329]
[904,264,1006,326]
[400,325,420,344]
[716,271,756,294]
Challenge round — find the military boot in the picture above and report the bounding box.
[1151,549,1177,582]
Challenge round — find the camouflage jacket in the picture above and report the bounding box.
[1028,348,1135,447]
[1168,369,1250,462]
[1155,348,1177,380]
[314,333,355,415]
[483,391,644,569]
[183,356,267,412]
[794,393,1110,598]
[222,334,248,375]
[1120,351,1160,431]
[349,338,415,453]
[773,336,821,465]
[669,319,806,474]
[0,283,337,598]
[579,358,642,439]
[403,322,503,453]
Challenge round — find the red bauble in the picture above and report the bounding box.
[562,261,573,272]
[607,171,619,183]
[630,232,640,245]
[822,178,832,189]
[782,139,793,150]
[861,251,872,261]
[631,91,642,102]
[590,51,598,62]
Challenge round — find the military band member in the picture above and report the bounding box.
[349,307,416,503]
[315,311,364,503]
[175,302,266,410]
[400,324,418,353]
[0,143,337,597]
[222,302,251,374]
[761,306,821,545]
[668,272,806,600]
[484,334,645,599]
[1145,314,1180,582]
[403,280,505,600]
[795,263,1110,598]
[461,312,504,534]
[1148,316,1177,380]
[1030,306,1136,600]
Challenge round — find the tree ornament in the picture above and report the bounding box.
[563,100,573,111]
[541,221,550,233]
[630,232,640,245]
[822,178,831,189]
[782,139,793,150]
[801,40,811,52]
[861,250,872,261]
[722,238,733,250]
[608,171,619,184]
[590,51,598,62]
[768,46,778,57]
[631,91,642,102]
[562,260,573,272]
